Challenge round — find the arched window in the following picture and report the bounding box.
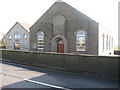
[37,31,44,51]
[76,31,86,51]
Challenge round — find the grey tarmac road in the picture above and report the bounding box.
[0,60,119,89]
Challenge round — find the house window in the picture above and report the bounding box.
[102,34,105,51]
[23,34,27,39]
[109,36,111,50]
[37,31,44,51]
[76,31,86,51]
[106,35,108,50]
[14,43,20,49]
[8,35,12,40]
[15,34,20,39]
[112,37,113,49]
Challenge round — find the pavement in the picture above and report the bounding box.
[0,60,119,89]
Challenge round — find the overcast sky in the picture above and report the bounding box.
[0,0,119,47]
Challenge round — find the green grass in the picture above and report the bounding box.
[114,47,120,51]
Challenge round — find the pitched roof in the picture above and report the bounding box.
[6,22,31,35]
[18,22,31,32]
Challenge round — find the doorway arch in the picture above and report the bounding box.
[56,38,64,53]
[51,35,67,53]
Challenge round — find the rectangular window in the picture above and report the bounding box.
[106,35,108,50]
[112,37,113,49]
[23,34,27,39]
[102,34,105,51]
[109,37,110,50]
[76,36,85,51]
[8,35,12,40]
[14,43,20,49]
[15,34,20,39]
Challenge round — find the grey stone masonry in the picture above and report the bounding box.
[30,1,99,55]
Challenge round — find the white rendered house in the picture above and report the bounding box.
[6,22,31,50]
[98,24,114,56]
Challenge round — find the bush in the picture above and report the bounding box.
[0,46,6,49]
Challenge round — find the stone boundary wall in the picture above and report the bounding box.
[0,49,118,77]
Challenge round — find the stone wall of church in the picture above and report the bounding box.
[30,16,98,55]
[29,1,99,55]
[66,18,98,55]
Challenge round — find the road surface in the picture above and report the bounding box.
[0,60,118,89]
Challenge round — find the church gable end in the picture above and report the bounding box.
[30,0,99,55]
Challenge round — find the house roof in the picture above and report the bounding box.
[18,22,31,32]
[6,22,31,35]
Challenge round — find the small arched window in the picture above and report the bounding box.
[76,31,86,51]
[37,31,44,51]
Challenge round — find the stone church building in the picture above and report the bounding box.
[30,0,114,55]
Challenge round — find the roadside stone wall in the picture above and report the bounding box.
[1,49,118,77]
